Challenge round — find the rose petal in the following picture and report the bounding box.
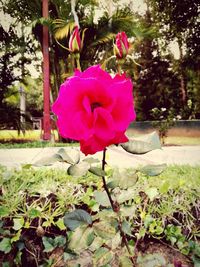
[93,107,115,141]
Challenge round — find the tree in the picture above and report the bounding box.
[132,9,180,121]
[148,0,200,106]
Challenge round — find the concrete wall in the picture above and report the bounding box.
[128,120,200,137]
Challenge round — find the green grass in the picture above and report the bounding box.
[0,141,78,149]
[1,130,200,149]
[0,165,199,265]
[165,136,200,145]
[0,130,78,148]
[0,164,199,224]
[0,130,43,140]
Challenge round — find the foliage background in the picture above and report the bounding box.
[0,0,200,129]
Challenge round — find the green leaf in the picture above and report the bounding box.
[11,230,22,243]
[55,218,66,230]
[89,236,104,252]
[93,221,116,240]
[0,207,10,217]
[136,253,166,267]
[56,148,80,164]
[110,168,138,189]
[145,187,159,201]
[120,206,136,218]
[193,255,200,267]
[159,180,170,194]
[89,167,106,177]
[105,232,121,250]
[144,215,154,228]
[68,225,94,251]
[121,131,161,154]
[54,236,66,247]
[21,164,32,169]
[13,218,24,231]
[115,188,135,203]
[67,162,90,177]
[34,153,62,166]
[0,238,12,254]
[42,236,55,252]
[93,191,111,207]
[93,247,113,267]
[28,208,41,218]
[64,209,92,231]
[83,157,100,164]
[14,251,22,265]
[139,164,167,176]
[2,262,10,267]
[42,236,66,253]
[119,256,133,267]
[122,220,132,236]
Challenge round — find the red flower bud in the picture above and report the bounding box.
[69,26,82,53]
[114,32,129,59]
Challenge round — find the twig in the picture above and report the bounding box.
[25,247,39,267]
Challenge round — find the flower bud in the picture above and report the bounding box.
[114,32,129,59]
[69,26,82,53]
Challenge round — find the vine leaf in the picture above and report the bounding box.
[13,218,24,231]
[0,238,12,254]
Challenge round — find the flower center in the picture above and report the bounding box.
[91,102,101,112]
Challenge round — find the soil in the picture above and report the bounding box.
[136,240,193,267]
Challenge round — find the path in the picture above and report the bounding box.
[0,145,199,169]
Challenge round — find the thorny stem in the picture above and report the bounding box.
[101,148,134,263]
[101,148,115,210]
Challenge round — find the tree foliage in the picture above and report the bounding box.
[0,0,200,128]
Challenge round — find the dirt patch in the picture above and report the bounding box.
[136,240,193,267]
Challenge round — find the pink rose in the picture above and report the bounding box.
[69,26,82,53]
[52,65,136,155]
[114,32,129,59]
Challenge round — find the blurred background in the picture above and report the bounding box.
[0,0,199,145]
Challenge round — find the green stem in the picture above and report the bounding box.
[76,57,81,71]
[117,63,122,75]
[71,54,75,72]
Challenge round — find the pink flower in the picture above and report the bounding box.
[52,65,136,155]
[114,32,129,59]
[69,26,82,53]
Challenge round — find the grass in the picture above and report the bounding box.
[0,130,79,149]
[0,130,43,140]
[164,136,200,145]
[0,130,200,149]
[0,141,78,149]
[0,164,199,266]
